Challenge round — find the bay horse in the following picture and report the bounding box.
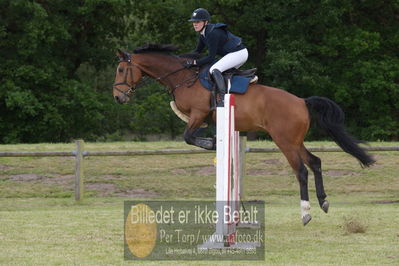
[112,44,375,225]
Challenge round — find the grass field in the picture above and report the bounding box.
[0,141,398,265]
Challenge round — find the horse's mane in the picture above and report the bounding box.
[132,43,201,60]
[133,43,178,54]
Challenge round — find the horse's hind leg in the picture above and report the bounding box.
[298,161,312,225]
[275,145,312,225]
[300,146,329,213]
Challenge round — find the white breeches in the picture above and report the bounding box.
[209,48,248,73]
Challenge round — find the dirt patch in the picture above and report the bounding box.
[86,183,159,197]
[325,170,360,177]
[9,174,74,188]
[115,188,159,198]
[0,164,13,171]
[370,200,399,204]
[86,182,118,196]
[194,166,215,176]
[170,166,215,176]
[170,168,189,175]
[172,165,294,177]
[100,174,124,180]
[10,174,44,182]
[262,159,281,165]
[6,173,158,197]
[247,169,288,176]
[247,169,273,176]
[43,175,74,188]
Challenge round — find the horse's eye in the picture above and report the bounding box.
[118,68,124,73]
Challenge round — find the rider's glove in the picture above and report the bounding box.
[183,60,197,68]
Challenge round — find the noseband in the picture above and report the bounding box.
[113,56,137,98]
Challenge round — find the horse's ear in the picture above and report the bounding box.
[116,49,131,61]
[116,49,124,59]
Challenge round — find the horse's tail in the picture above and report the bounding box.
[305,96,375,167]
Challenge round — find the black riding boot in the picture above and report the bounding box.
[211,69,226,107]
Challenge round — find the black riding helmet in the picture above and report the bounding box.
[188,8,211,22]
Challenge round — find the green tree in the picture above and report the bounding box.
[0,0,129,143]
[1,0,397,143]
[262,0,399,139]
[106,0,399,140]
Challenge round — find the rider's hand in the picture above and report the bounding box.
[183,60,197,68]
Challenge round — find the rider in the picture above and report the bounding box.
[185,8,248,104]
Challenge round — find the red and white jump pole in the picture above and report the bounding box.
[198,94,259,250]
[215,93,240,246]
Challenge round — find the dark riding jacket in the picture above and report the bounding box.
[194,23,245,66]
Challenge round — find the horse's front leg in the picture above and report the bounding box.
[183,113,215,150]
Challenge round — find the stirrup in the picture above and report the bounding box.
[250,75,258,83]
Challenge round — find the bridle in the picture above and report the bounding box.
[112,56,139,98]
[113,53,198,99]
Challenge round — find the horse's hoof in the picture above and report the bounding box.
[321,201,329,213]
[302,214,312,226]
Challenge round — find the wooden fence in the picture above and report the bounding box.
[1,139,398,201]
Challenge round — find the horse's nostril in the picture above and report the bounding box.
[114,96,121,103]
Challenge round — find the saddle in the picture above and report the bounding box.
[222,68,258,92]
[198,66,258,108]
[224,67,257,79]
[199,66,257,92]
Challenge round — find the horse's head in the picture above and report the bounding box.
[113,49,143,104]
